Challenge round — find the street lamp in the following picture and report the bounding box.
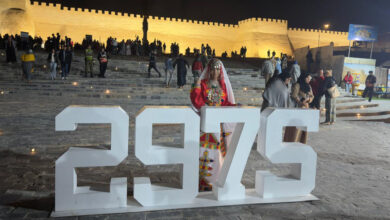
[324,24,330,29]
[318,23,330,48]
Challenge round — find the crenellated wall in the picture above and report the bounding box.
[0,0,350,58]
[288,28,349,50]
[28,2,144,43]
[236,18,292,57]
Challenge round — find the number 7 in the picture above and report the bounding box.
[201,106,260,200]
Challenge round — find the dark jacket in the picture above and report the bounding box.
[47,52,59,64]
[59,49,72,64]
[98,51,108,64]
[322,76,336,98]
[365,75,376,87]
[149,53,156,65]
[173,58,189,75]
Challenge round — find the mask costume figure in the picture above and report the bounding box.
[190,58,236,191]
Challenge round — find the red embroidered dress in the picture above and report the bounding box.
[191,79,235,191]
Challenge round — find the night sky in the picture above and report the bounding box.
[37,0,390,33]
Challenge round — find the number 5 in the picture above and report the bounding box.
[257,108,319,198]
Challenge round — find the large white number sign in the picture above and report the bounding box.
[256,108,319,198]
[134,107,200,206]
[201,106,260,201]
[52,106,319,217]
[55,106,129,212]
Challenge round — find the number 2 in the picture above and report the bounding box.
[55,106,129,211]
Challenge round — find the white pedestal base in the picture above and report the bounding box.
[51,189,318,217]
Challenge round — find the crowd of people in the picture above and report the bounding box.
[1,33,378,106]
[1,33,254,83]
[261,55,340,126]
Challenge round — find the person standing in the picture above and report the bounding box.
[47,48,59,80]
[310,68,325,109]
[286,73,314,143]
[321,69,337,125]
[59,46,66,80]
[192,54,203,84]
[289,61,301,84]
[21,49,35,82]
[85,45,94,78]
[291,73,314,109]
[261,59,275,84]
[200,52,208,70]
[344,71,353,94]
[190,58,236,191]
[147,50,162,78]
[164,55,174,87]
[125,41,131,56]
[6,36,17,63]
[362,71,376,102]
[59,46,72,80]
[306,49,313,72]
[275,57,282,74]
[97,48,108,78]
[261,71,292,111]
[173,54,189,88]
[281,54,288,71]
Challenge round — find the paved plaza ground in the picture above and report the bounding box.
[0,52,389,219]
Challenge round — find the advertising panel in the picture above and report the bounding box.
[348,24,378,42]
[342,57,376,90]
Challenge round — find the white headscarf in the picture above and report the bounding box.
[193,58,236,133]
[200,59,235,105]
[194,58,235,107]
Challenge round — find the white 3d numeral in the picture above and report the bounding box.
[201,106,260,201]
[55,106,129,211]
[134,107,200,206]
[257,108,319,198]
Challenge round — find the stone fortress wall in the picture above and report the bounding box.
[0,0,350,57]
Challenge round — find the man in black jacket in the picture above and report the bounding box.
[59,46,72,80]
[173,54,189,88]
[362,71,376,102]
[147,50,161,78]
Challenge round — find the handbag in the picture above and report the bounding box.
[327,85,340,98]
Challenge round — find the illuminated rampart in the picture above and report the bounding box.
[0,1,350,57]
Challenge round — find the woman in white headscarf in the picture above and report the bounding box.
[190,58,236,191]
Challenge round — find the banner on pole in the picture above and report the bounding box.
[348,24,378,42]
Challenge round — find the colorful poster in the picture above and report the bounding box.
[342,57,376,90]
[348,24,378,42]
[388,69,390,92]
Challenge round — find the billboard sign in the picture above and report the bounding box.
[388,69,390,92]
[348,24,378,42]
[342,57,376,90]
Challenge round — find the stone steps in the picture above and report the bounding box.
[1,51,388,124]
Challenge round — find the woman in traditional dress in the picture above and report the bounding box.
[190,58,236,191]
